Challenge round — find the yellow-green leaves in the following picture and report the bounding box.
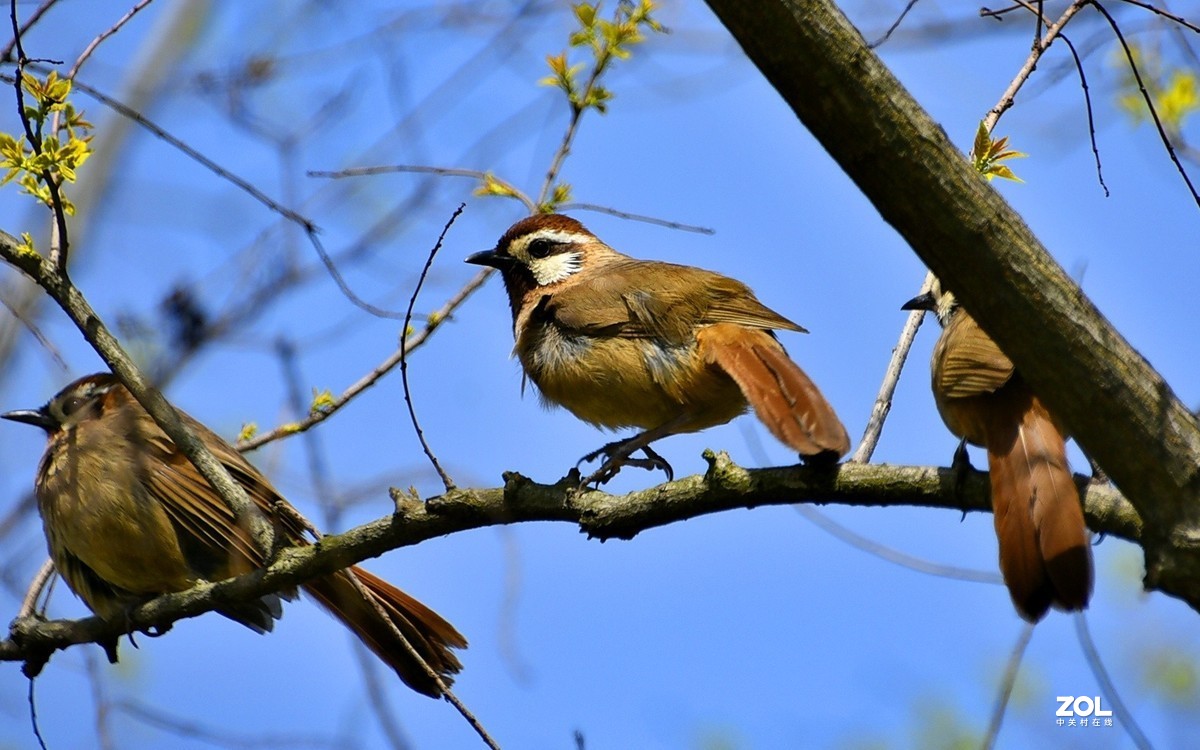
[0,71,94,214]
[237,422,259,442]
[1116,44,1200,132]
[473,172,522,199]
[309,388,335,414]
[540,182,573,213]
[539,1,665,115]
[970,121,1026,183]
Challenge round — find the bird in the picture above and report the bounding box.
[466,213,850,485]
[2,373,466,697]
[903,283,1093,622]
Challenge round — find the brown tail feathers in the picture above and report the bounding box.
[699,323,850,458]
[985,393,1093,622]
[303,566,466,697]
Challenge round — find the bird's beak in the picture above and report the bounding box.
[2,406,56,433]
[901,291,937,312]
[465,248,514,270]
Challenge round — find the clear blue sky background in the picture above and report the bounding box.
[0,2,1197,748]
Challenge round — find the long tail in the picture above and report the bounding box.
[699,323,849,458]
[303,566,466,697]
[985,395,1092,622]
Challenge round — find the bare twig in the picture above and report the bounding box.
[116,700,345,749]
[306,230,408,320]
[18,559,53,620]
[497,528,534,684]
[0,0,60,63]
[1074,613,1153,749]
[868,0,923,48]
[400,205,464,492]
[558,203,714,234]
[237,267,491,452]
[982,623,1035,750]
[85,650,116,750]
[851,271,935,463]
[352,644,413,750]
[1092,0,1200,209]
[792,504,1003,583]
[67,0,157,80]
[28,679,47,750]
[1059,31,1110,196]
[0,294,68,371]
[984,1,1090,132]
[1116,0,1200,34]
[310,164,537,214]
[32,74,320,232]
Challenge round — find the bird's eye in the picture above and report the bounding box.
[61,395,87,416]
[527,238,555,259]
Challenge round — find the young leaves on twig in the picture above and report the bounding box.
[970,120,1026,183]
[0,72,92,214]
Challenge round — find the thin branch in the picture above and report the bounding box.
[1060,31,1110,196]
[28,678,47,750]
[18,559,53,619]
[237,267,491,452]
[1074,613,1154,749]
[306,230,408,320]
[0,0,59,63]
[352,645,412,750]
[851,270,935,463]
[557,203,714,234]
[0,293,68,371]
[85,650,116,750]
[791,504,1003,584]
[984,1,1091,132]
[1116,0,1200,34]
[868,0,923,49]
[115,700,344,749]
[67,0,156,80]
[982,623,1035,750]
[29,74,320,233]
[309,165,537,214]
[400,205,463,492]
[1091,0,1200,209]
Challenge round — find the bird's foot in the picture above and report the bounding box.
[950,438,974,521]
[577,440,674,488]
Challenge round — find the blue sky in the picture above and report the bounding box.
[0,2,1196,748]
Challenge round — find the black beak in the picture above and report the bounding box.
[465,248,515,271]
[2,407,56,433]
[901,291,937,312]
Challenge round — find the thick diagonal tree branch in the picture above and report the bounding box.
[702,0,1200,610]
[1,453,1136,675]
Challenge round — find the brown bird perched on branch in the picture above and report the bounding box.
[903,283,1093,622]
[2,373,466,697]
[467,213,850,484]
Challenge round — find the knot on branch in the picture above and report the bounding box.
[702,449,746,490]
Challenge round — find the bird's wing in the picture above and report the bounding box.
[139,412,301,573]
[935,311,1015,398]
[548,260,805,346]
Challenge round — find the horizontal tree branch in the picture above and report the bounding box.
[2,453,1139,675]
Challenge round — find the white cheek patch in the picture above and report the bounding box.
[530,251,583,285]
